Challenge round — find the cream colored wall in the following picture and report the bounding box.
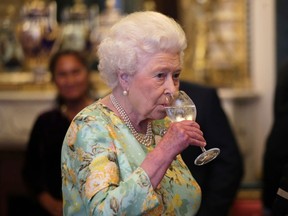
[250,0,275,182]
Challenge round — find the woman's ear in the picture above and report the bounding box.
[118,72,130,89]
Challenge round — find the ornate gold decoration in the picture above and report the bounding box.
[180,0,250,88]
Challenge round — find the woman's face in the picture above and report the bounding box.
[126,52,181,120]
[53,55,89,102]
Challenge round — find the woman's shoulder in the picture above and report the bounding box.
[36,108,63,122]
[73,100,115,125]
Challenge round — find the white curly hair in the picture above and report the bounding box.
[97,11,187,89]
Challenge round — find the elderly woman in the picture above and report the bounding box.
[61,11,206,215]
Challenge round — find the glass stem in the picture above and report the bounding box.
[200,146,206,152]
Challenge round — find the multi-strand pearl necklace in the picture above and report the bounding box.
[110,94,153,147]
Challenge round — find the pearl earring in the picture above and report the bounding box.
[123,90,128,96]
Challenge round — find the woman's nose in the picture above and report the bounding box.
[165,77,178,95]
[164,92,174,104]
[65,74,76,84]
[164,79,178,104]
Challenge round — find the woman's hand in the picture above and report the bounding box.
[141,120,206,188]
[159,120,206,158]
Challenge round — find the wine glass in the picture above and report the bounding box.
[165,90,220,166]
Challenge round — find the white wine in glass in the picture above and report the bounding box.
[165,90,220,166]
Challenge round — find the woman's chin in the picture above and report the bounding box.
[155,111,167,120]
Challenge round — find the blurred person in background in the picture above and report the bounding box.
[271,163,288,216]
[22,49,95,215]
[262,60,288,216]
[180,80,244,216]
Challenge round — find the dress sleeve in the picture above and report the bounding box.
[61,114,160,215]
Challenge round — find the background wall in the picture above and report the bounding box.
[246,0,275,183]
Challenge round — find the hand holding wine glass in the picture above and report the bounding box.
[165,90,220,166]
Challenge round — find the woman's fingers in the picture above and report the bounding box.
[165,120,206,147]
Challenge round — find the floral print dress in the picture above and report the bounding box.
[61,100,201,215]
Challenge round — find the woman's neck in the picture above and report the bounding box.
[106,91,149,134]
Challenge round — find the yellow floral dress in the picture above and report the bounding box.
[61,101,201,215]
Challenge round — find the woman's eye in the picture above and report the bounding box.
[156,73,165,79]
[55,71,66,78]
[173,73,180,80]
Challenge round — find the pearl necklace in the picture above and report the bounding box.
[110,94,153,147]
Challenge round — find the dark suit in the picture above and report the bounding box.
[271,163,288,216]
[262,60,288,213]
[180,81,244,216]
